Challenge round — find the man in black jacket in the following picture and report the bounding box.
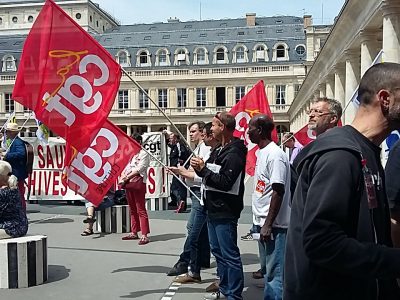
[284,63,400,300]
[191,112,247,300]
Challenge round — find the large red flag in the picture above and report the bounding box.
[294,120,343,146]
[229,80,277,176]
[12,0,121,151]
[62,120,141,206]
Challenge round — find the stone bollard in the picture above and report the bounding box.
[0,235,48,289]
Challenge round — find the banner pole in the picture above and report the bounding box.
[121,68,195,155]
[139,144,202,203]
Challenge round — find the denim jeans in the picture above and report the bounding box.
[253,225,267,275]
[178,188,210,272]
[258,227,287,300]
[208,217,244,300]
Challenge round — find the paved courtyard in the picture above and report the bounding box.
[0,183,264,300]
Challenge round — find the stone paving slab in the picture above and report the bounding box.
[0,206,263,300]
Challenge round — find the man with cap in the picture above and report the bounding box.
[2,123,28,209]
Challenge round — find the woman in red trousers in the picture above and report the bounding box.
[120,133,150,245]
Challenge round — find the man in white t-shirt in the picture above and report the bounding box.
[248,114,291,300]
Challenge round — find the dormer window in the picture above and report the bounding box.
[273,43,289,61]
[136,49,151,67]
[194,47,208,65]
[234,45,248,63]
[253,44,268,62]
[116,50,131,67]
[2,55,16,72]
[156,48,170,66]
[174,48,189,66]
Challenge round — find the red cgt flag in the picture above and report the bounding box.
[12,0,121,151]
[294,120,343,146]
[62,120,141,206]
[229,80,278,176]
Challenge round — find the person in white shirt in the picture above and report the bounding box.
[248,114,291,300]
[167,122,215,282]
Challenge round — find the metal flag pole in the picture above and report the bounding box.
[121,68,195,155]
[132,144,202,203]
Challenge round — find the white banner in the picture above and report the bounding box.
[23,132,169,201]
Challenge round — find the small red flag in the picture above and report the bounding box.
[229,80,277,176]
[12,0,121,151]
[62,120,141,206]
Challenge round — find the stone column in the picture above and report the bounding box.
[126,125,132,136]
[147,125,152,133]
[344,50,360,124]
[169,88,177,109]
[382,1,400,63]
[319,83,326,98]
[359,30,381,76]
[325,77,334,99]
[334,65,346,108]
[287,84,295,105]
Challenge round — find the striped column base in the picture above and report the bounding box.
[146,197,168,211]
[0,235,47,289]
[94,205,130,233]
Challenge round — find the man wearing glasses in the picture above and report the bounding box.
[284,63,400,300]
[307,97,342,137]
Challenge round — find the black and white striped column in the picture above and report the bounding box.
[146,197,168,211]
[0,235,47,289]
[94,205,130,233]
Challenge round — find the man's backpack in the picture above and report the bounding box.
[23,141,34,175]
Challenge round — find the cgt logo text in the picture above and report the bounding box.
[143,141,161,154]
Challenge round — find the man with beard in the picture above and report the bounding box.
[284,63,400,300]
[307,97,342,137]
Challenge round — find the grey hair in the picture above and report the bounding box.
[0,161,17,189]
[313,97,343,120]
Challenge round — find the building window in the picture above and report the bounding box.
[140,51,148,64]
[295,45,306,56]
[12,16,18,23]
[158,89,168,108]
[23,106,31,113]
[96,20,99,27]
[158,49,167,65]
[216,48,225,63]
[75,13,81,20]
[118,90,129,112]
[139,89,149,109]
[194,47,207,65]
[235,86,245,103]
[294,84,301,98]
[273,43,289,61]
[254,44,268,62]
[89,15,92,22]
[196,88,206,109]
[4,93,14,113]
[137,50,151,67]
[276,85,286,106]
[28,15,34,22]
[175,48,188,66]
[0,18,2,25]
[117,50,130,67]
[277,45,285,58]
[235,46,246,63]
[2,55,16,72]
[177,88,187,110]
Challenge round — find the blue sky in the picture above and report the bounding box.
[95,0,346,25]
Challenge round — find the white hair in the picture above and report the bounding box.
[0,161,17,189]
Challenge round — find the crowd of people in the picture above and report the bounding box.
[1,63,400,300]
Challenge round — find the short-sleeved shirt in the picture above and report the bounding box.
[252,142,291,228]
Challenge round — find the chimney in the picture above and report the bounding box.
[167,17,180,23]
[303,15,312,28]
[246,13,256,27]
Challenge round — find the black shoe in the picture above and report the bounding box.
[167,263,188,276]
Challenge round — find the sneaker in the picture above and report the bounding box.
[205,280,220,292]
[173,273,201,283]
[240,232,253,241]
[252,269,264,279]
[166,263,188,276]
[204,291,226,299]
[121,233,139,240]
